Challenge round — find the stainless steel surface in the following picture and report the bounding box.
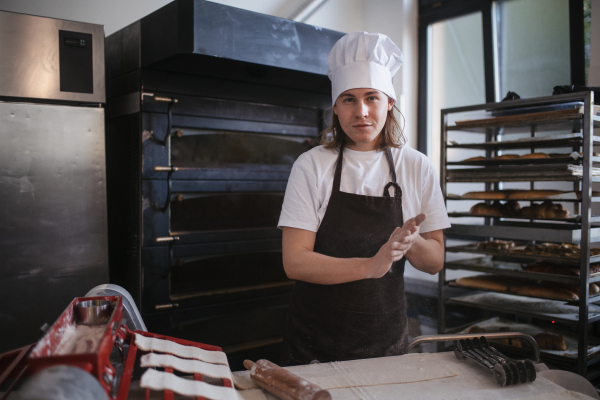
[76,300,112,326]
[0,101,108,352]
[84,284,148,331]
[0,11,105,103]
[407,332,540,362]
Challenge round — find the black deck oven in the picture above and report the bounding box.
[104,0,342,368]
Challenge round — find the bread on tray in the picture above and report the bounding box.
[469,200,568,218]
[522,261,600,277]
[453,273,598,301]
[461,190,566,200]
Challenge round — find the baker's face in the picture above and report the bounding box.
[333,88,394,151]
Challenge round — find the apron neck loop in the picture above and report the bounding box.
[383,148,402,198]
[333,144,345,193]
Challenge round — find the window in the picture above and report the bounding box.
[418,0,585,157]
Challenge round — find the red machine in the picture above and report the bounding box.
[0,296,233,400]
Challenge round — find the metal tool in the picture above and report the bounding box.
[454,337,536,387]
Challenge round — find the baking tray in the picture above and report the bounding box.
[446,156,595,167]
[446,119,599,134]
[446,133,600,150]
[456,317,600,364]
[445,243,600,264]
[446,164,600,183]
[448,276,600,304]
[447,212,600,223]
[446,292,600,325]
[447,191,600,202]
[444,256,600,284]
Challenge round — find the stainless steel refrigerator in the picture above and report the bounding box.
[0,11,108,352]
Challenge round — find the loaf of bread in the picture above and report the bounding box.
[462,191,510,200]
[519,201,569,219]
[455,275,510,292]
[535,332,567,351]
[470,200,521,217]
[519,153,549,159]
[515,285,579,301]
[506,190,566,199]
[462,156,487,162]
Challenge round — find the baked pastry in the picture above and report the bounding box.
[476,240,515,251]
[519,201,569,219]
[499,327,523,347]
[519,153,549,159]
[534,332,567,351]
[469,200,521,217]
[470,202,504,216]
[522,261,600,276]
[492,154,520,160]
[468,326,486,334]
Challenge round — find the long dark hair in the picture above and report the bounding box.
[317,105,406,150]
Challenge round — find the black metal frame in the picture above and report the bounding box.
[417,0,587,154]
[439,91,597,377]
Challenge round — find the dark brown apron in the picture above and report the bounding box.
[281,145,408,366]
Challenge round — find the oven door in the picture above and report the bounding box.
[142,180,286,246]
[141,239,290,313]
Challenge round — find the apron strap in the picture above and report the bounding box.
[332,144,345,193]
[383,148,402,198]
[335,145,402,198]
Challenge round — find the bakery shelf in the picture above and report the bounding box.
[445,243,600,265]
[446,292,600,325]
[444,256,600,284]
[446,223,600,244]
[448,212,600,224]
[441,92,598,376]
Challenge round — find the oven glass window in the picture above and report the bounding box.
[170,192,284,232]
[170,129,315,168]
[170,250,290,299]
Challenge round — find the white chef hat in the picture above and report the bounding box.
[327,31,403,105]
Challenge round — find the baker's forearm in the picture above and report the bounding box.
[283,249,373,284]
[405,234,444,274]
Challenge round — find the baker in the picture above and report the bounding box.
[277,31,451,366]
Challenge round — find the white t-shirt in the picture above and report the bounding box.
[278,145,451,234]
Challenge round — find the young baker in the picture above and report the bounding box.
[278,31,450,366]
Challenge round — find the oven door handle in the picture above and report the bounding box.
[154,166,179,213]
[149,96,179,147]
[158,237,180,279]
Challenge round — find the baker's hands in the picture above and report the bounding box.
[368,213,427,278]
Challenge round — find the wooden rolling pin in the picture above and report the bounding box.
[243,359,332,400]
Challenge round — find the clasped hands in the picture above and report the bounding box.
[368,213,427,278]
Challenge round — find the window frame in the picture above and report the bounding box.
[417,0,585,154]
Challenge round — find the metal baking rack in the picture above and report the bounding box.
[440,91,599,378]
